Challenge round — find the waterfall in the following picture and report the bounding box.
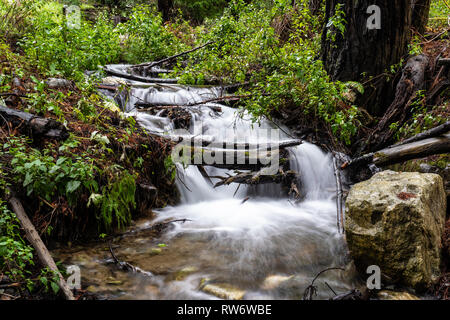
[71,67,360,300]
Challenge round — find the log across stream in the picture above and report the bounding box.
[53,65,362,300]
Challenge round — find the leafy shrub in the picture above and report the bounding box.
[3,136,138,231]
[117,5,188,64]
[0,0,38,42]
[21,2,121,80]
[6,137,98,205]
[97,167,136,230]
[0,195,34,290]
[428,0,450,29]
[178,0,362,144]
[174,0,228,24]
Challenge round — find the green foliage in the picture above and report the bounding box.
[0,0,39,42]
[178,0,361,144]
[26,76,64,118]
[94,168,136,230]
[174,0,228,23]
[38,267,60,295]
[0,197,34,290]
[393,91,448,141]
[326,3,346,43]
[4,137,98,205]
[117,5,188,64]
[429,0,450,29]
[408,35,423,56]
[20,2,121,80]
[164,155,177,182]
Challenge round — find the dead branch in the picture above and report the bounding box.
[369,54,430,150]
[438,58,450,66]
[8,191,74,300]
[108,242,152,277]
[333,157,344,233]
[303,267,345,300]
[211,169,299,188]
[392,121,450,147]
[210,169,299,188]
[172,145,282,171]
[0,104,69,140]
[103,66,178,84]
[129,42,213,70]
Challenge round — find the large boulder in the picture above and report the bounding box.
[345,170,446,292]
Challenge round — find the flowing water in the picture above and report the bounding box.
[54,65,362,300]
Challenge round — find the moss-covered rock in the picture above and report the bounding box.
[345,170,446,292]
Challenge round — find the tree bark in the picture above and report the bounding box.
[412,0,431,34]
[0,105,69,141]
[157,0,173,22]
[321,0,413,116]
[369,54,430,150]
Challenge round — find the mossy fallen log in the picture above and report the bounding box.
[0,104,69,140]
[343,131,450,169]
[172,145,289,171]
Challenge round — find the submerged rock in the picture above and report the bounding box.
[260,275,293,291]
[199,279,246,300]
[377,290,420,300]
[166,266,199,282]
[345,170,446,291]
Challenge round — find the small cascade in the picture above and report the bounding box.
[56,65,361,300]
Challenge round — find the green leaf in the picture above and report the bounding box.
[40,276,48,287]
[66,180,81,194]
[50,281,60,294]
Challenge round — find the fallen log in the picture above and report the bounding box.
[0,104,69,140]
[184,94,253,106]
[343,131,450,169]
[172,145,283,171]
[211,169,299,188]
[392,121,450,147]
[136,103,223,113]
[8,191,75,300]
[438,58,450,66]
[103,66,178,84]
[129,41,213,70]
[159,133,302,149]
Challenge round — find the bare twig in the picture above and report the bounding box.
[130,42,214,69]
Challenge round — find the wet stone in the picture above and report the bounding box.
[200,279,246,300]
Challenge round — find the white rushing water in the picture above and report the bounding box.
[89,72,360,299]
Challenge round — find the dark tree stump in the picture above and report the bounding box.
[321,0,413,116]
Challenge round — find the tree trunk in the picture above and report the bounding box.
[321,0,413,116]
[412,0,431,34]
[157,0,173,22]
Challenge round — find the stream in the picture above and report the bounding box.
[53,65,363,300]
